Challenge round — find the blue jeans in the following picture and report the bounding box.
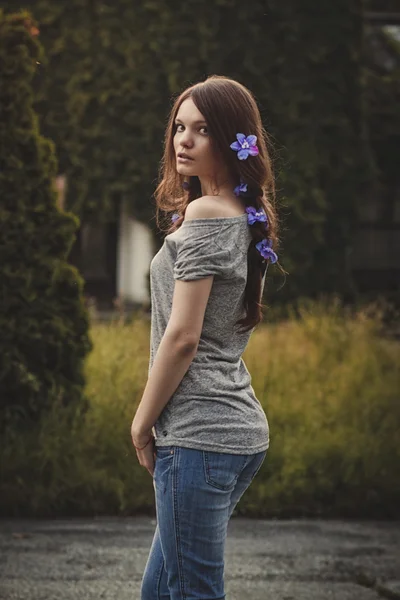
[140,445,267,600]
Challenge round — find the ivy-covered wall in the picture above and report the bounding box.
[0,0,377,304]
[366,23,400,207]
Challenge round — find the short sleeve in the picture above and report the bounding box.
[173,222,234,281]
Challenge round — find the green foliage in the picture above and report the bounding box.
[1,301,399,518]
[0,0,375,303]
[0,10,91,428]
[365,22,400,199]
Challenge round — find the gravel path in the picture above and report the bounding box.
[0,517,399,599]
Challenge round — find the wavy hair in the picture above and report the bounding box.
[154,75,285,332]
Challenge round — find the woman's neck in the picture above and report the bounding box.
[199,174,236,198]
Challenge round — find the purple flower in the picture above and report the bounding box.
[246,206,268,226]
[233,182,248,197]
[171,213,180,223]
[255,238,278,263]
[230,134,259,160]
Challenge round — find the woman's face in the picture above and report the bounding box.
[173,98,219,180]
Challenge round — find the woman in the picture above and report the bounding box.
[131,75,283,600]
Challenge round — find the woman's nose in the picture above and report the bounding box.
[180,131,194,147]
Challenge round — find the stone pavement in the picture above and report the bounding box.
[0,517,399,599]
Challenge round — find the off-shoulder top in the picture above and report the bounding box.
[148,214,269,455]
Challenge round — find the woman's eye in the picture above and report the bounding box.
[174,124,208,134]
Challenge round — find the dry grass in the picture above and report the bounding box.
[1,298,399,517]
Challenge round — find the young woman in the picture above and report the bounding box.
[131,74,283,600]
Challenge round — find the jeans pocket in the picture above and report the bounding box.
[203,450,248,491]
[156,445,175,458]
[154,446,175,493]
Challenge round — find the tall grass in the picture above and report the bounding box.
[1,298,399,517]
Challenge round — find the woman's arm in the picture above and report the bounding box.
[131,198,223,445]
[131,277,214,445]
[131,330,198,443]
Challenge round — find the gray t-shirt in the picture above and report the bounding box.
[148,213,269,455]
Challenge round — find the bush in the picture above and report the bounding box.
[0,11,91,429]
[0,300,399,518]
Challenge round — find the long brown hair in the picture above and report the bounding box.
[154,75,285,332]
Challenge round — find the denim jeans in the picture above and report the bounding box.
[140,445,267,600]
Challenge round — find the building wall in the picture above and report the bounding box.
[117,198,155,306]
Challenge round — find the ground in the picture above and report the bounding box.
[0,517,399,599]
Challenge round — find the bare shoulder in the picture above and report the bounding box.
[184,195,245,221]
[184,196,220,221]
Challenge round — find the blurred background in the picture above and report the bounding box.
[0,0,399,519]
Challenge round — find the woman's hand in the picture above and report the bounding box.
[131,426,156,477]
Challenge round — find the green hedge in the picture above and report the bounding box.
[0,11,91,428]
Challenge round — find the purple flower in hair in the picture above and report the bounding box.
[171,213,180,223]
[234,182,248,197]
[230,134,259,160]
[255,238,278,263]
[246,206,268,226]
